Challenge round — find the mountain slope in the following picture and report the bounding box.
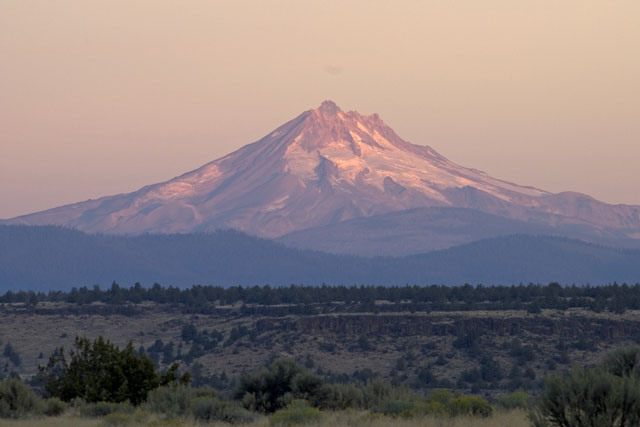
[1,225,639,291]
[4,101,640,240]
[278,207,640,257]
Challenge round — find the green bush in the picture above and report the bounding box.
[498,390,531,410]
[531,346,640,427]
[43,397,66,416]
[79,401,135,417]
[360,377,393,409]
[269,400,323,426]
[144,384,193,418]
[322,383,363,410]
[40,336,185,405]
[427,389,453,405]
[235,358,324,413]
[448,395,493,417]
[532,365,640,427]
[603,345,640,377]
[190,396,255,424]
[0,378,43,418]
[145,384,251,423]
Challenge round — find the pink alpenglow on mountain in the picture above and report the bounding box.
[5,101,640,241]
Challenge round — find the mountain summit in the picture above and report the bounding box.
[5,101,640,242]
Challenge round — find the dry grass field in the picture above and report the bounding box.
[0,409,529,427]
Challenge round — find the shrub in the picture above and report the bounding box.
[428,389,453,405]
[43,397,66,416]
[40,336,162,405]
[447,395,493,417]
[0,378,43,418]
[145,384,251,423]
[322,383,363,410]
[360,377,394,409]
[235,358,324,413]
[603,345,640,377]
[145,384,193,418]
[269,400,323,426]
[79,401,134,417]
[531,365,640,427]
[531,346,640,427]
[190,396,255,424]
[498,390,531,410]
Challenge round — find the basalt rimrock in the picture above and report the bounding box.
[5,101,640,250]
[255,313,640,341]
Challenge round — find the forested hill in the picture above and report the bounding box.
[1,225,639,291]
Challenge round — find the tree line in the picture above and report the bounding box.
[3,282,640,314]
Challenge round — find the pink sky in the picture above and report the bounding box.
[1,1,639,218]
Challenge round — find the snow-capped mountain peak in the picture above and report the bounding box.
[4,101,640,239]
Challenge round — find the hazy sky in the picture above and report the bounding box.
[1,1,639,218]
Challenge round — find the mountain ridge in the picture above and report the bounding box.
[1,225,639,291]
[278,206,640,257]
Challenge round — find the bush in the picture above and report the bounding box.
[322,383,363,410]
[603,345,640,377]
[532,365,640,427]
[79,401,134,417]
[0,378,43,418]
[145,384,251,423]
[532,347,640,426]
[428,389,453,405]
[145,384,193,418]
[43,397,66,416]
[498,390,531,410]
[269,400,323,426]
[373,399,415,417]
[40,336,186,405]
[360,377,394,409]
[235,358,325,413]
[448,395,493,417]
[190,396,255,424]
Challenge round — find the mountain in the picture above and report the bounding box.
[3,101,640,249]
[1,225,639,291]
[278,207,640,257]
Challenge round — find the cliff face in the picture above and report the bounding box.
[256,313,640,340]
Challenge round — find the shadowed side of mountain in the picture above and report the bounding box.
[407,235,640,285]
[1,225,640,291]
[278,207,640,256]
